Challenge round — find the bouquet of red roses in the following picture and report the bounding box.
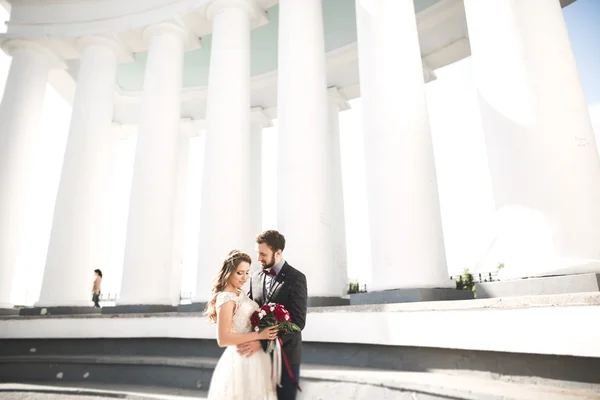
[250,303,301,353]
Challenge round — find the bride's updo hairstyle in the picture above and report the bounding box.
[205,250,252,324]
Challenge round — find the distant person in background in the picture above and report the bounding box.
[92,269,102,308]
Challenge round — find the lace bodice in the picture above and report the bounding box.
[215,291,259,334]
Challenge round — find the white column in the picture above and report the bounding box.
[169,120,192,306]
[118,22,185,305]
[464,0,600,279]
[355,0,449,291]
[277,0,338,297]
[100,122,122,293]
[249,107,269,250]
[327,88,349,295]
[0,40,60,309]
[194,0,256,302]
[36,36,125,307]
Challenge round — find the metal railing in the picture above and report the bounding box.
[98,275,497,304]
[450,271,499,283]
[99,291,196,304]
[99,293,119,302]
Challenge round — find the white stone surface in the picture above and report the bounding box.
[119,23,185,306]
[327,87,350,296]
[0,40,56,309]
[37,37,121,307]
[248,107,269,255]
[277,0,338,297]
[194,0,254,303]
[169,124,192,307]
[2,294,600,358]
[464,0,600,279]
[355,0,449,290]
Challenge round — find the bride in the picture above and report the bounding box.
[206,250,279,400]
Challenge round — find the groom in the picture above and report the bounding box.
[237,230,307,400]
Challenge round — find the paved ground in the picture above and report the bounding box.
[0,394,110,400]
[3,377,600,400]
[0,384,207,400]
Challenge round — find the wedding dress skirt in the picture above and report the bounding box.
[207,291,277,400]
[208,346,276,400]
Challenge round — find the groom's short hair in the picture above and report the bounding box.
[256,230,286,253]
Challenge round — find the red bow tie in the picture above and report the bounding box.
[263,268,276,276]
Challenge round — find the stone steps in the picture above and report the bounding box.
[0,382,207,400]
[0,354,214,392]
[1,355,600,399]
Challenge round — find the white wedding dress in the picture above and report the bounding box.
[207,291,277,400]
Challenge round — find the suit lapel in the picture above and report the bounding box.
[252,271,265,305]
[266,262,290,304]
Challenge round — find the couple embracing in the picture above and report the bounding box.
[206,230,308,400]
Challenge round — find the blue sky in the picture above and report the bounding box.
[564,0,600,105]
[1,1,600,301]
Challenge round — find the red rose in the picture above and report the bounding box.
[260,305,271,313]
[273,307,287,322]
[250,311,260,327]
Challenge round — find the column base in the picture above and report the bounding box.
[476,273,600,299]
[177,297,350,312]
[102,305,177,314]
[0,307,20,316]
[19,306,101,316]
[34,300,95,308]
[350,288,473,305]
[177,302,207,313]
[308,296,349,307]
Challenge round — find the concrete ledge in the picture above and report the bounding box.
[101,305,177,314]
[350,287,473,305]
[0,355,218,368]
[177,298,350,310]
[307,296,349,307]
[177,302,206,313]
[2,293,599,357]
[476,273,600,299]
[19,307,100,316]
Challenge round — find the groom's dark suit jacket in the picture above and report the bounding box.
[249,262,307,365]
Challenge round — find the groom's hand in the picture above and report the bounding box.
[236,340,262,358]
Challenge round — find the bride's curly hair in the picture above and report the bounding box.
[205,250,252,324]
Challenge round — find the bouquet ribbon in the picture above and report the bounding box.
[271,338,282,388]
[271,337,301,392]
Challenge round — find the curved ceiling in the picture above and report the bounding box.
[116,0,442,92]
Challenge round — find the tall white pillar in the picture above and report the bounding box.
[327,87,349,295]
[464,0,600,279]
[99,122,123,295]
[169,120,193,306]
[119,22,186,306]
[355,0,449,291]
[277,0,339,299]
[37,36,127,307]
[248,107,269,252]
[0,40,61,309]
[194,0,258,303]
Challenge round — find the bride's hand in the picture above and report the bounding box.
[258,325,279,341]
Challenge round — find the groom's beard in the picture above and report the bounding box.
[261,258,275,271]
